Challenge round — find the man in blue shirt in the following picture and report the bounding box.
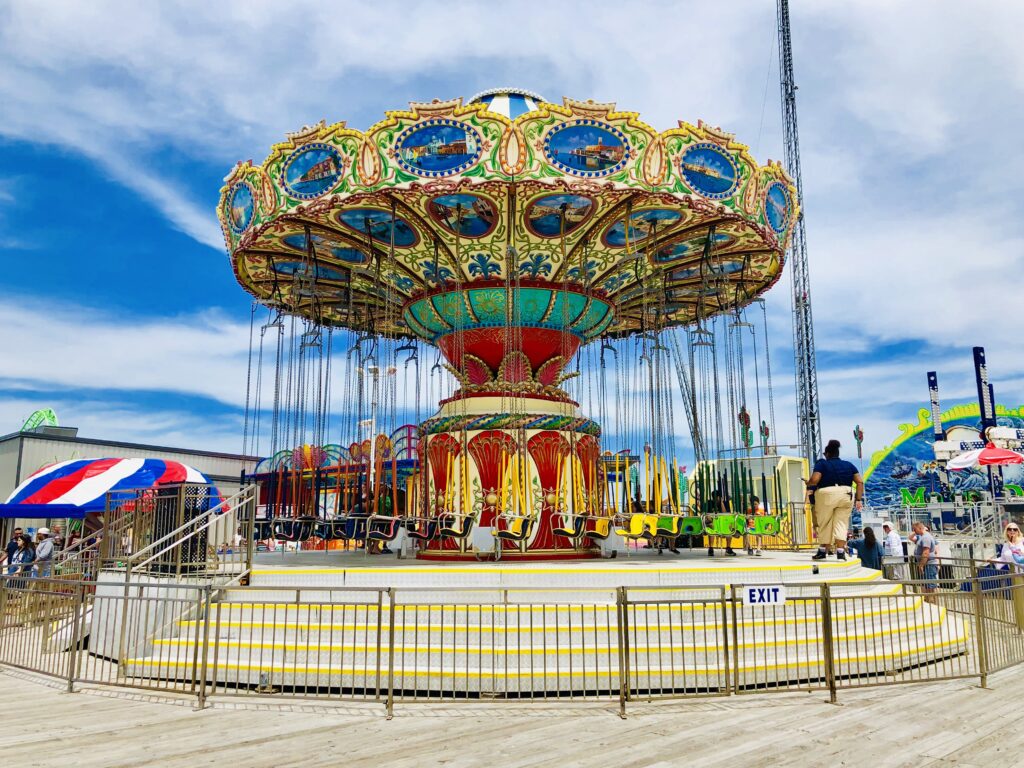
[805,440,864,561]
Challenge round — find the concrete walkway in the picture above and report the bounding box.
[0,668,1017,767]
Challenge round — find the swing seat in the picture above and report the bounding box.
[654,515,684,538]
[754,516,781,536]
[367,516,403,542]
[494,515,535,542]
[615,513,648,541]
[705,514,740,538]
[335,515,368,540]
[314,520,341,541]
[253,521,275,540]
[640,514,663,539]
[404,517,438,541]
[678,516,704,536]
[273,517,316,542]
[584,516,612,542]
[552,514,587,538]
[439,513,475,540]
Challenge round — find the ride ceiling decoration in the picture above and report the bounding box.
[219,93,796,340]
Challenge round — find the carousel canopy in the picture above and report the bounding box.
[0,458,217,518]
[219,92,797,340]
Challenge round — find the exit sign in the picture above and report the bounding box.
[742,585,787,606]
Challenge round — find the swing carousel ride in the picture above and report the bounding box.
[219,88,798,560]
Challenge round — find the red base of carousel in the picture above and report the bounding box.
[416,547,602,562]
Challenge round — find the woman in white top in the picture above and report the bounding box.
[989,523,1024,571]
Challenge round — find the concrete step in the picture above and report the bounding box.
[124,617,970,694]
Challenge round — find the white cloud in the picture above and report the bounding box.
[0,298,252,406]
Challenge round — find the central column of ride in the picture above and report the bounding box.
[403,279,613,560]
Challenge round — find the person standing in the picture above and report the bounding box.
[3,527,23,574]
[881,521,908,579]
[848,527,884,570]
[910,521,939,603]
[988,523,1024,571]
[34,528,54,579]
[9,534,35,590]
[806,439,864,561]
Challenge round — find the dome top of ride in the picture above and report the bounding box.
[219,91,797,341]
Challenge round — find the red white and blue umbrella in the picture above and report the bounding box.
[1,458,218,518]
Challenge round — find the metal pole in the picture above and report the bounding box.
[729,584,740,695]
[615,586,628,718]
[970,560,989,688]
[386,587,396,720]
[196,585,213,709]
[819,583,837,704]
[65,582,87,694]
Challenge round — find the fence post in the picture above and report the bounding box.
[65,583,87,694]
[615,586,629,718]
[196,585,213,709]
[386,588,396,720]
[729,585,740,695]
[969,560,989,688]
[819,583,837,704]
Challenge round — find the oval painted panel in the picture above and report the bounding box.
[679,142,739,199]
[525,194,595,238]
[603,209,682,248]
[227,182,254,234]
[655,232,733,263]
[711,258,745,276]
[273,261,347,281]
[396,120,482,177]
[427,193,498,238]
[336,208,418,247]
[764,181,791,233]
[280,143,344,199]
[281,233,367,264]
[544,121,629,177]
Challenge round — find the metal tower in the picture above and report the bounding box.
[777,0,821,463]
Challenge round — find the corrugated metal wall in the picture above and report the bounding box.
[0,434,256,501]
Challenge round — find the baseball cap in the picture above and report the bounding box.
[37,527,50,535]
[881,520,893,528]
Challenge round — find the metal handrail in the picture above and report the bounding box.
[124,485,255,568]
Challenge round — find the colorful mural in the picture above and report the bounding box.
[272,261,347,281]
[864,403,1024,506]
[427,194,497,237]
[396,119,481,176]
[525,194,594,238]
[281,233,367,263]
[543,121,629,177]
[227,183,254,233]
[281,143,344,199]
[603,209,683,247]
[336,208,418,247]
[680,142,739,199]
[764,181,791,234]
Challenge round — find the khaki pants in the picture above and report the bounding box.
[814,485,853,548]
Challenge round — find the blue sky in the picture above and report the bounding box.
[1,0,1023,461]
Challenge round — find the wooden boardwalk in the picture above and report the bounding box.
[0,668,1017,767]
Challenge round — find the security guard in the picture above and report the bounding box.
[806,439,864,561]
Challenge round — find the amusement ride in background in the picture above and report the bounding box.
[219,88,799,560]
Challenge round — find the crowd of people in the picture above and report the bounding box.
[1,526,62,587]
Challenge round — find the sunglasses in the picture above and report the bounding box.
[1007,527,1020,533]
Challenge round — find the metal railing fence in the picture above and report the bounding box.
[0,567,1021,717]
